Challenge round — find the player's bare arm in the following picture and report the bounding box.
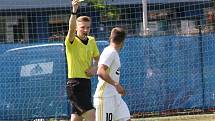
[97,64,126,96]
[67,0,80,42]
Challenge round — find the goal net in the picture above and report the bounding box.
[0,0,215,120]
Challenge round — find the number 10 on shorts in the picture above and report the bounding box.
[106,113,113,121]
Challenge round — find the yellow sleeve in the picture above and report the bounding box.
[65,35,70,46]
[92,37,100,57]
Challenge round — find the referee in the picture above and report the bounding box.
[65,0,100,121]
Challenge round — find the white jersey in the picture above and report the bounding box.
[94,46,121,97]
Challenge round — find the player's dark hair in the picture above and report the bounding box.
[110,27,126,45]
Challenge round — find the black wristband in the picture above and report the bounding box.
[71,12,77,15]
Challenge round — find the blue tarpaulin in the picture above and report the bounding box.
[0,34,215,119]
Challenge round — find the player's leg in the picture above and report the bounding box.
[94,97,115,121]
[114,95,131,121]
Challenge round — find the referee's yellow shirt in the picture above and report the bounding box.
[65,35,99,79]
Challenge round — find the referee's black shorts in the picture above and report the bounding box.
[66,78,94,115]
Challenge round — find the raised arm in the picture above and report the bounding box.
[67,0,80,42]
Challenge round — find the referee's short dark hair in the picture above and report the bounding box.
[110,27,126,44]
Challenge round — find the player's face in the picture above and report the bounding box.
[76,21,91,39]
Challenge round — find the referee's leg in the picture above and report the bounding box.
[82,109,95,121]
[70,114,83,121]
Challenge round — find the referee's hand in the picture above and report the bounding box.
[85,66,97,77]
[71,0,80,13]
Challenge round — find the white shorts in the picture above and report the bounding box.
[94,95,130,121]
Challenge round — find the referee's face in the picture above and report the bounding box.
[76,21,91,39]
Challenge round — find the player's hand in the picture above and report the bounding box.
[85,66,97,77]
[71,0,80,13]
[115,83,126,96]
